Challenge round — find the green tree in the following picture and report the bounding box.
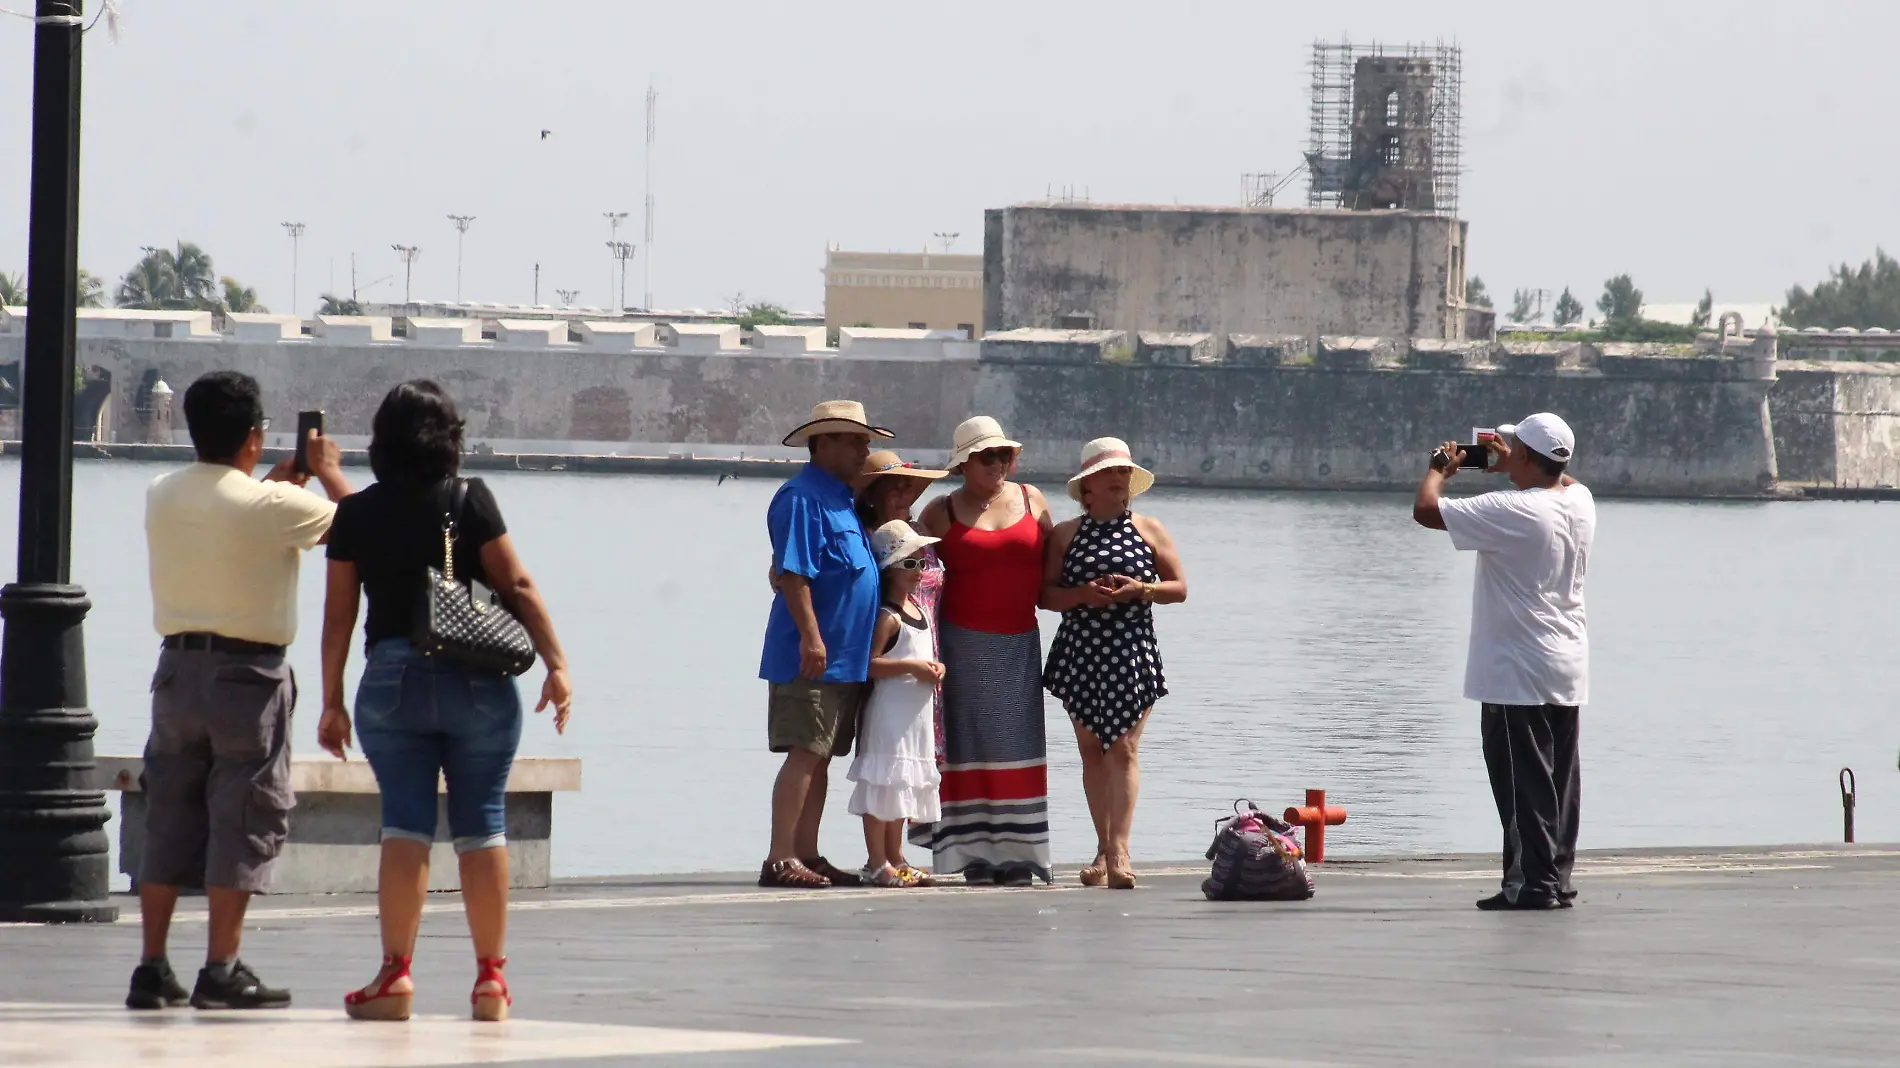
[1553,287,1583,326]
[77,269,105,308]
[1690,288,1713,330]
[1508,288,1535,323]
[737,301,790,330]
[115,241,219,310]
[1596,274,1643,323]
[1780,250,1900,330]
[1466,275,1492,308]
[317,293,362,316]
[219,276,267,314]
[0,272,24,306]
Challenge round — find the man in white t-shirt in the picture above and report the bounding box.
[1413,412,1596,912]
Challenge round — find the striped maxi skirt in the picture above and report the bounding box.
[908,620,1052,883]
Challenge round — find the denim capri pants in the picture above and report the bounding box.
[355,638,523,854]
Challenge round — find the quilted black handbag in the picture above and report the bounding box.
[412,478,537,677]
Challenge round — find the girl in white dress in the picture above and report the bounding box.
[849,521,946,888]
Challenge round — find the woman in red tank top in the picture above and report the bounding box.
[913,417,1055,885]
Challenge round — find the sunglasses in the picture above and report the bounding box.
[971,448,1016,466]
[888,557,925,571]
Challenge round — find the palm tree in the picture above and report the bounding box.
[219,276,266,314]
[76,269,105,308]
[170,242,216,307]
[317,293,362,316]
[116,253,178,309]
[116,241,220,310]
[0,272,24,306]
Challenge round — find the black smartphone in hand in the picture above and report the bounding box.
[294,410,325,474]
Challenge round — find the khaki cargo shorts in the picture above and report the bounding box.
[140,648,296,893]
[767,680,864,759]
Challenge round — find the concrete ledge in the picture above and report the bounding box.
[102,756,579,893]
[1227,333,1310,366]
[1497,339,1587,374]
[1136,332,1218,366]
[1317,336,1399,370]
[980,328,1130,365]
[402,316,485,346]
[750,325,827,354]
[573,320,658,351]
[1406,338,1496,371]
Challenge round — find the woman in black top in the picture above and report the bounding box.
[317,380,571,1023]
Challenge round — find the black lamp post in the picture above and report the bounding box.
[0,0,116,924]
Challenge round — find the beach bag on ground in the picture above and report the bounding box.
[412,478,537,677]
[1202,799,1316,901]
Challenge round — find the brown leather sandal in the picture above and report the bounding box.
[759,858,830,889]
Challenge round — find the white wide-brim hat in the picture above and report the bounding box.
[870,519,941,569]
[1066,437,1155,502]
[948,415,1022,470]
[782,400,896,447]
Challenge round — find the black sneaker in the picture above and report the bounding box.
[190,959,292,1010]
[126,959,190,1010]
[1476,891,1562,911]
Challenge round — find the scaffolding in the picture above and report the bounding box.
[1306,38,1462,216]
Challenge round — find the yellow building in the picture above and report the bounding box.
[823,249,983,337]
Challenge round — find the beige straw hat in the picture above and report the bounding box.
[852,450,950,493]
[948,415,1022,470]
[781,400,895,447]
[1066,437,1155,502]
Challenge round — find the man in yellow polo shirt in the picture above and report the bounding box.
[128,371,351,1012]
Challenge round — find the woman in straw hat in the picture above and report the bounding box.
[1041,438,1186,890]
[915,416,1056,886]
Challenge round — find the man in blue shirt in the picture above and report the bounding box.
[759,400,893,889]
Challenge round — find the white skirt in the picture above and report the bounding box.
[847,675,942,822]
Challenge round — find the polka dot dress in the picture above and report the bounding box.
[1042,512,1168,749]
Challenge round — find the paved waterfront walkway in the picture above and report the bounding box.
[4,845,1898,1066]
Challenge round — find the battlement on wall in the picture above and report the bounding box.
[978,328,1781,381]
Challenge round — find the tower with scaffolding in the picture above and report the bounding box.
[1305,39,1461,216]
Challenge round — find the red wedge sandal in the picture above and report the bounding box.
[344,954,414,1021]
[472,957,512,1022]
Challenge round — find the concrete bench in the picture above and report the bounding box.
[98,756,580,894]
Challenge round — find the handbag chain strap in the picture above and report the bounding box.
[438,477,467,586]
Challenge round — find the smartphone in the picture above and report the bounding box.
[294,410,325,474]
[1458,428,1496,470]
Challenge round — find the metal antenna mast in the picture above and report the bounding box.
[642,84,657,310]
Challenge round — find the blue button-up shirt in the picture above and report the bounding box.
[758,464,879,684]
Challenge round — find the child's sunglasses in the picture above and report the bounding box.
[889,557,925,571]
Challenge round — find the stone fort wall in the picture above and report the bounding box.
[3,320,1896,497]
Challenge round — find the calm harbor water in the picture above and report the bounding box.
[2,458,1893,880]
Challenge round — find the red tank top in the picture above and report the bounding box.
[937,485,1046,634]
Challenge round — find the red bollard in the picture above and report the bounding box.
[1283,788,1348,863]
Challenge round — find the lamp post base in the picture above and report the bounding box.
[0,582,118,924]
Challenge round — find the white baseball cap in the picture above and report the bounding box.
[1496,413,1576,464]
[870,520,940,570]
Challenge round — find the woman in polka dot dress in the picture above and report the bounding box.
[1041,438,1187,890]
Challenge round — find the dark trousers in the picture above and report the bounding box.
[1481,703,1581,904]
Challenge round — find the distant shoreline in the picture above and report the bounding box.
[3,440,1864,501]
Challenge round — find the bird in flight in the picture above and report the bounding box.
[540,129,552,140]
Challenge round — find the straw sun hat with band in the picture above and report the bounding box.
[1066,437,1155,502]
[948,415,1022,472]
[852,450,950,494]
[782,400,895,448]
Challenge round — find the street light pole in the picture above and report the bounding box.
[0,0,118,924]
[391,244,420,306]
[603,212,628,313]
[607,241,634,314]
[447,215,474,303]
[279,221,305,316]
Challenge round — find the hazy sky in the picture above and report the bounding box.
[1,1,1894,317]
